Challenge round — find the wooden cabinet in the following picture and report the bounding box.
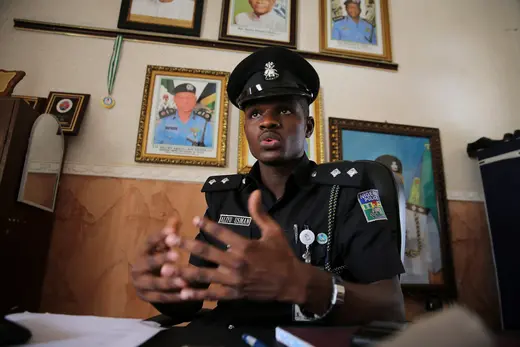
[0,97,56,315]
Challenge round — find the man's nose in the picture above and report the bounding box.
[259,113,281,130]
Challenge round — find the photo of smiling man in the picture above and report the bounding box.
[221,0,295,47]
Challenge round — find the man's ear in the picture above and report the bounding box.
[305,116,315,138]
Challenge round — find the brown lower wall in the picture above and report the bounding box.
[39,174,501,329]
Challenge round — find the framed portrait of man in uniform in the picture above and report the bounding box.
[118,0,204,37]
[135,65,229,167]
[320,0,392,62]
[237,91,325,174]
[219,0,297,48]
[329,118,456,297]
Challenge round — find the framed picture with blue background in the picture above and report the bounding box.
[329,117,455,298]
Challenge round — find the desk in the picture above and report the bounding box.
[6,312,520,347]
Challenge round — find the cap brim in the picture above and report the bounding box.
[237,87,315,109]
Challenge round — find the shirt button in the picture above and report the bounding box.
[311,171,317,177]
[228,324,234,330]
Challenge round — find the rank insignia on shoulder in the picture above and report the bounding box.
[357,189,388,223]
[311,162,363,187]
[332,15,345,22]
[201,174,243,192]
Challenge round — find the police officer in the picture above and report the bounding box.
[332,0,377,45]
[154,83,213,147]
[131,47,404,337]
[235,0,287,33]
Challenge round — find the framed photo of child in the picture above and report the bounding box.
[220,0,297,48]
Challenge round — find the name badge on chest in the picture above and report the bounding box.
[218,214,252,227]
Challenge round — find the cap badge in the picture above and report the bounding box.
[264,62,279,81]
[186,84,194,91]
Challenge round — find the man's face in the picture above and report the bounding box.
[346,3,361,19]
[248,0,276,16]
[174,92,197,113]
[243,96,314,165]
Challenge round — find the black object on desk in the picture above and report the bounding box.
[0,316,32,346]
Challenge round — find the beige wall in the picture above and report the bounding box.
[1,0,520,200]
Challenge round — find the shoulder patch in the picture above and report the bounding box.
[311,161,363,187]
[201,174,243,192]
[357,189,388,223]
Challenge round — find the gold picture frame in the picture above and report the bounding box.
[320,0,392,62]
[135,65,229,167]
[237,91,326,174]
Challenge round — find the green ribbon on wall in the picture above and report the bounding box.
[102,35,124,109]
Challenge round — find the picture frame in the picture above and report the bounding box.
[13,95,47,114]
[320,0,392,62]
[135,65,229,167]
[329,117,455,297]
[0,70,25,96]
[238,91,325,174]
[220,0,297,48]
[117,0,205,37]
[44,92,90,136]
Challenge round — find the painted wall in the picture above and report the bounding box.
[1,0,520,200]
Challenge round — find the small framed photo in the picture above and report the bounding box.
[117,0,205,37]
[329,118,455,296]
[238,91,325,174]
[135,65,229,167]
[220,0,297,48]
[320,0,392,61]
[44,92,90,136]
[14,95,47,114]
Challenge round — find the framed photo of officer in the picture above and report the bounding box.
[220,0,297,48]
[329,118,456,297]
[117,0,205,37]
[320,0,392,62]
[237,90,325,174]
[135,65,229,167]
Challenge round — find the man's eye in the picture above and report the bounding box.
[280,109,292,115]
[249,111,261,119]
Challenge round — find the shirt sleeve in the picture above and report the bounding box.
[340,197,404,284]
[203,120,213,148]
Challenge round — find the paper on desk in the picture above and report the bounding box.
[6,312,164,347]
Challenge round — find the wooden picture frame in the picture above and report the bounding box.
[117,0,205,37]
[238,91,325,174]
[13,95,47,114]
[220,0,297,48]
[329,117,455,297]
[135,65,229,167]
[44,92,90,136]
[320,0,392,62]
[0,70,26,97]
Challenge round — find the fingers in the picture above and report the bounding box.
[178,286,242,301]
[192,217,248,251]
[132,250,179,274]
[143,213,182,255]
[133,274,187,292]
[248,190,282,239]
[168,236,245,270]
[160,264,242,287]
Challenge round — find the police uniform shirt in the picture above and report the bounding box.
[130,0,195,22]
[332,16,377,44]
[154,112,213,147]
[181,155,404,328]
[235,10,286,32]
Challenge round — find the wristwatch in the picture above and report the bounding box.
[294,274,345,322]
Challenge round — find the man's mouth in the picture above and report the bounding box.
[259,132,282,149]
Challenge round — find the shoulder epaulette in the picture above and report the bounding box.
[332,15,345,22]
[195,108,212,121]
[201,174,243,192]
[311,161,363,187]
